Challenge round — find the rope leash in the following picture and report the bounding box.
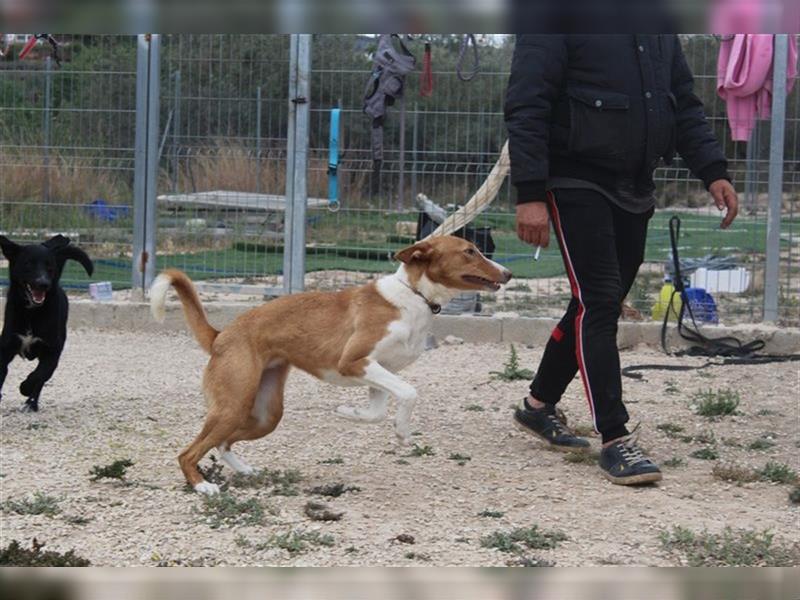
[622,215,800,379]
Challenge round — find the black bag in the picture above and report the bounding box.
[415,212,495,258]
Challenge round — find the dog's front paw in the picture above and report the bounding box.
[194,480,220,496]
[337,404,387,424]
[336,404,360,420]
[394,428,412,446]
[21,398,39,413]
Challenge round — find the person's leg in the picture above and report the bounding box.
[528,299,579,405]
[595,204,652,448]
[594,203,661,484]
[615,205,654,313]
[545,189,629,443]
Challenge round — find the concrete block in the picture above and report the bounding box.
[431,314,502,344]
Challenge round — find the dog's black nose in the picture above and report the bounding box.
[32,277,51,290]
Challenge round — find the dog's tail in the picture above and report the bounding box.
[150,269,219,354]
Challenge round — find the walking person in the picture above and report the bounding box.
[504,35,738,484]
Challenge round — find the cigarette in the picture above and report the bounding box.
[534,246,541,261]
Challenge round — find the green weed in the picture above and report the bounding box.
[660,526,798,566]
[89,459,134,482]
[691,388,741,417]
[2,492,61,517]
[490,345,534,381]
[481,525,567,554]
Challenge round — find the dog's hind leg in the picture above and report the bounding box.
[179,414,241,494]
[179,355,261,494]
[336,387,389,423]
[218,362,288,474]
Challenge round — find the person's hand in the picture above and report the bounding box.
[709,179,738,229]
[516,201,550,247]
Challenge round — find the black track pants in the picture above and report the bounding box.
[529,188,652,441]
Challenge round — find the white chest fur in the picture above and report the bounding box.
[369,269,446,372]
[18,331,42,357]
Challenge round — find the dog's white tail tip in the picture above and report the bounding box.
[149,273,172,323]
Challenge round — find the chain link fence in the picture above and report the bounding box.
[1,34,797,324]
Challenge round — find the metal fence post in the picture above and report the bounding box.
[132,34,161,296]
[398,95,406,210]
[283,34,311,294]
[256,85,262,194]
[763,34,789,322]
[172,69,181,193]
[411,101,418,204]
[42,56,52,204]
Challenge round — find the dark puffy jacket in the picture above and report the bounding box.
[504,34,729,204]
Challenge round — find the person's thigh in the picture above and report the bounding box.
[613,205,653,299]
[548,189,622,309]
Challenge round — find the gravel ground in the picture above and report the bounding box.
[1,329,798,566]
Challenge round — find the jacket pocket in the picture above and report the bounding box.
[567,87,631,159]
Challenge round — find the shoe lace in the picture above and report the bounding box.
[546,413,570,436]
[618,424,648,466]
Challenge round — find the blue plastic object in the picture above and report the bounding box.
[683,287,718,324]
[327,108,340,210]
[83,199,130,222]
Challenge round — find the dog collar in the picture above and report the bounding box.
[400,280,441,314]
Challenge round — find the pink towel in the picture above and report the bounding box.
[716,34,798,142]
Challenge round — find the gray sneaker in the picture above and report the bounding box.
[599,430,662,485]
[513,400,591,453]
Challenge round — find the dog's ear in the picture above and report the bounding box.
[54,245,94,277]
[42,234,71,250]
[0,236,21,262]
[394,240,433,264]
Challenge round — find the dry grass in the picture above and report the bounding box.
[172,140,374,206]
[0,148,129,207]
[711,463,759,484]
[174,139,285,196]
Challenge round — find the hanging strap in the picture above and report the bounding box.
[327,107,341,212]
[420,42,433,97]
[456,34,479,82]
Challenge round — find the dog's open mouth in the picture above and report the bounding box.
[25,284,47,306]
[462,275,502,291]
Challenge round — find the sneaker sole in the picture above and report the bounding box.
[513,416,591,454]
[601,469,663,486]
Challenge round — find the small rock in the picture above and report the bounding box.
[443,335,463,345]
[304,500,343,522]
[395,534,415,544]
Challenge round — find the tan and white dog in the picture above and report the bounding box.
[150,235,511,494]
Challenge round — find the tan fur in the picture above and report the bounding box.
[161,269,219,353]
[156,236,510,488]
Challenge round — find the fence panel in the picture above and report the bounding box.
[0,35,138,293]
[155,34,292,297]
[303,34,799,325]
[1,34,796,325]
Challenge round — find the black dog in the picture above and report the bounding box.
[0,235,93,412]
